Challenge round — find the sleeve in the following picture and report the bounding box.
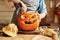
[37,0,47,14]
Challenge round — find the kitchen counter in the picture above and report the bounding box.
[0,26,59,40]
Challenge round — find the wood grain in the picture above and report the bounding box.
[0,34,52,40]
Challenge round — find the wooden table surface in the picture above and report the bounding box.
[0,34,52,40]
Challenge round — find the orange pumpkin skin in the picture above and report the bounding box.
[18,12,40,31]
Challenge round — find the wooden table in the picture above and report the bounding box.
[0,34,52,40]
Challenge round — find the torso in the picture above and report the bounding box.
[21,0,39,11]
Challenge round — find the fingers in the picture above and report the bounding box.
[20,1,27,13]
[21,7,27,13]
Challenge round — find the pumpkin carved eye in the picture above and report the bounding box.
[31,15,35,18]
[21,15,25,19]
[25,16,26,18]
[21,15,27,20]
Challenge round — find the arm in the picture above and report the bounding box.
[7,0,27,12]
[37,0,47,19]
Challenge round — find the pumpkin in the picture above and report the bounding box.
[18,11,40,31]
[2,23,18,37]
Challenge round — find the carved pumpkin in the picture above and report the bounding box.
[18,11,40,31]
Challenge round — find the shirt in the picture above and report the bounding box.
[21,0,47,13]
[14,0,47,15]
[37,0,47,13]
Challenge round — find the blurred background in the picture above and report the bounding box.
[0,0,60,26]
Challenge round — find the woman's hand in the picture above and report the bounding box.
[34,11,41,22]
[38,12,47,20]
[19,1,27,13]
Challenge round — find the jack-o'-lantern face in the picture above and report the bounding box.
[18,11,40,31]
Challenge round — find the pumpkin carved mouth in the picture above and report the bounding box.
[25,19,37,24]
[25,22,31,24]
